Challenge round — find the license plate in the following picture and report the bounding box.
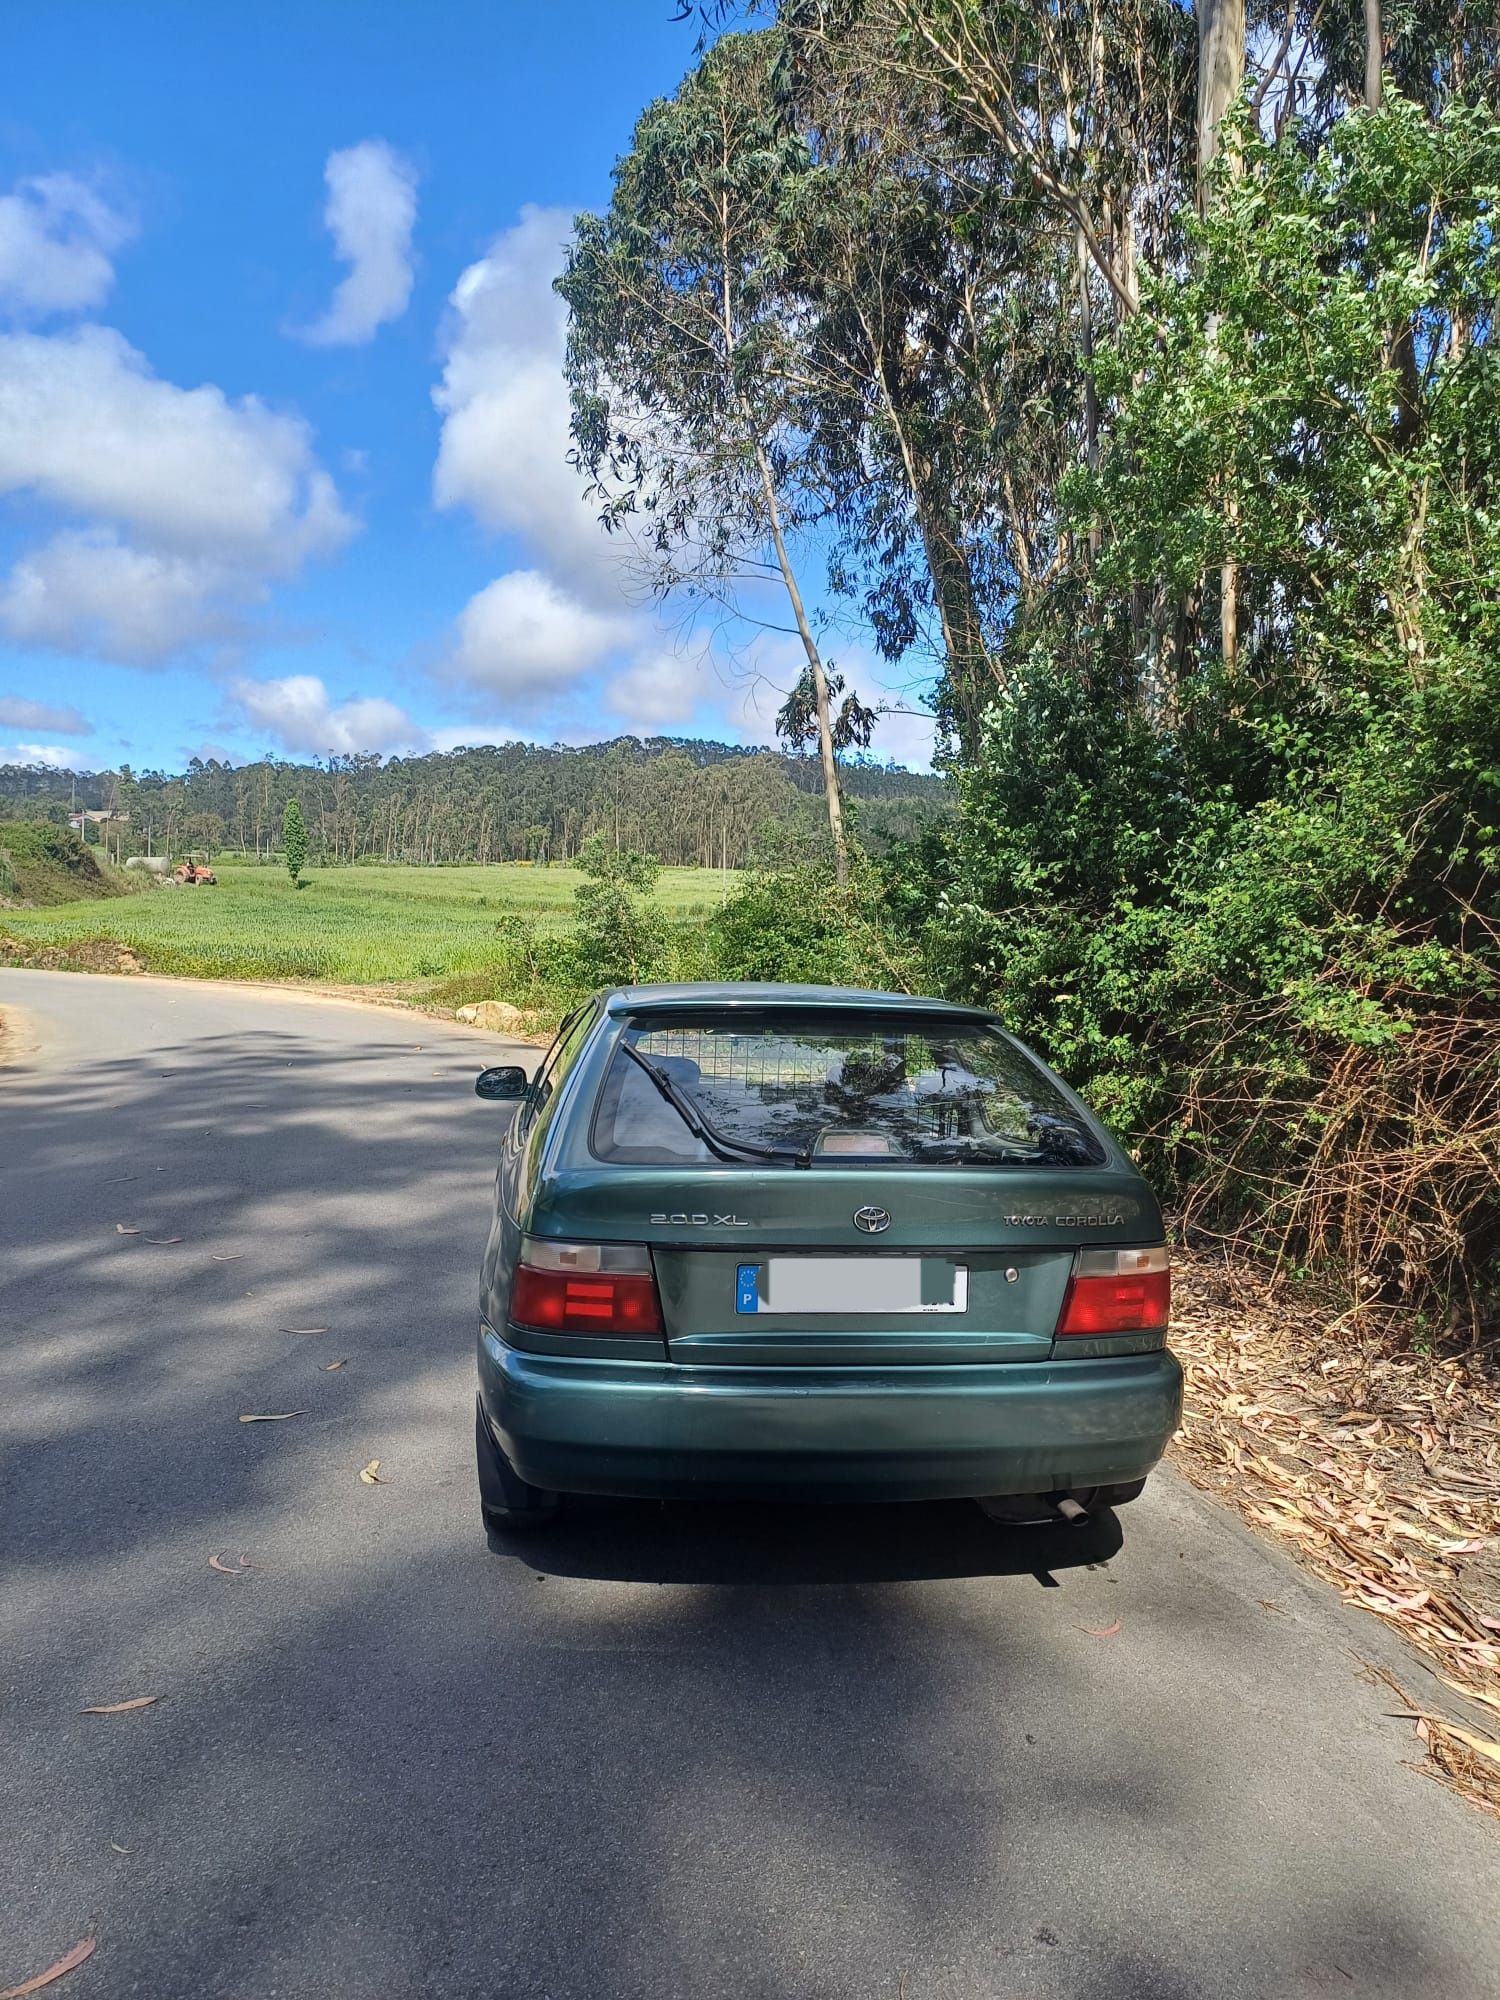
[735,1258,968,1316]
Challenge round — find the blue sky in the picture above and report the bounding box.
[0,0,937,777]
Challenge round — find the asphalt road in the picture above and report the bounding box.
[1,968,1496,2000]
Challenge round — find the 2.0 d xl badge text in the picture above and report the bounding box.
[473,984,1182,1530]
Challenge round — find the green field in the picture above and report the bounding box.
[0,861,735,987]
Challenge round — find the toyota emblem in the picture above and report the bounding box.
[853,1205,891,1234]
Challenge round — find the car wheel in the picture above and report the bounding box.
[475,1398,559,1529]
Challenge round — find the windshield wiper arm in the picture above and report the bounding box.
[622,1042,810,1168]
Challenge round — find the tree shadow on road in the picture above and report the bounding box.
[1,1000,1492,2000]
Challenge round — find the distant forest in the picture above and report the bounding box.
[0,738,950,869]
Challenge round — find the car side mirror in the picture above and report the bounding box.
[475,1065,529,1102]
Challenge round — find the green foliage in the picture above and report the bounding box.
[775,668,877,757]
[709,860,924,992]
[893,96,1500,1326]
[282,799,309,886]
[560,29,809,575]
[568,838,670,987]
[576,833,661,895]
[0,822,132,907]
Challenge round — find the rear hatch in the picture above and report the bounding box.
[532,1001,1161,1367]
[530,1164,1160,1366]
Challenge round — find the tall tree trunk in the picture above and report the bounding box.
[861,304,989,752]
[1079,227,1101,565]
[1198,0,1246,673]
[717,159,848,887]
[751,432,850,886]
[1363,0,1382,109]
[1196,0,1247,196]
[1363,0,1419,446]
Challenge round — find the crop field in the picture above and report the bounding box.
[0,861,735,986]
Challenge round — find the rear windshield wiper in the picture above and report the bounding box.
[621,1041,811,1169]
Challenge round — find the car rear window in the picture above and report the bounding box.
[589,1012,1106,1168]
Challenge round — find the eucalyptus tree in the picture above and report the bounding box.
[775,665,876,756]
[780,0,1198,729]
[771,15,1023,750]
[559,30,856,881]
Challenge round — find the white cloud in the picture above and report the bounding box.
[0,326,349,559]
[0,325,352,663]
[0,173,135,320]
[441,568,629,702]
[0,741,74,768]
[867,702,938,772]
[228,675,428,757]
[0,693,89,734]
[424,723,518,754]
[296,141,419,347]
[1,531,231,663]
[605,650,712,732]
[433,206,623,606]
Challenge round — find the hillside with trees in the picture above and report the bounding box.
[0,738,951,869]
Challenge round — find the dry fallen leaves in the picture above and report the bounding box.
[210,1253,243,1263]
[0,1938,97,1997]
[1369,1663,1500,1804]
[279,1327,328,1337]
[114,1225,139,1236]
[1444,1722,1500,1768]
[359,1459,384,1484]
[1439,1675,1500,1718]
[321,1359,348,1372]
[1170,1245,1500,1814]
[238,1412,304,1425]
[208,1554,254,1576]
[1080,1621,1123,1639]
[144,1237,183,1246]
[81,1697,158,1715]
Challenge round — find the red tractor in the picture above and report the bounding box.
[172,862,218,886]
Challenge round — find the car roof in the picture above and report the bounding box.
[599,982,995,1018]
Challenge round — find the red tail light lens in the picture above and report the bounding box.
[510,1239,663,1337]
[1056,1247,1171,1336]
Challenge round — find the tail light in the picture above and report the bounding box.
[510,1239,663,1337]
[1056,1246,1170,1336]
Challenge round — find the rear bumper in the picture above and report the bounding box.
[478,1326,1183,1502]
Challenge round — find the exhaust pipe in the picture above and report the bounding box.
[977,1490,1097,1527]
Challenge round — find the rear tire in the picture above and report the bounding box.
[476,1398,559,1530]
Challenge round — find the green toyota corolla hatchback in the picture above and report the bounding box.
[473,984,1181,1530]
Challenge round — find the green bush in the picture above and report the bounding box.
[567,836,670,987]
[0,822,130,906]
[709,860,924,992]
[893,99,1500,1334]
